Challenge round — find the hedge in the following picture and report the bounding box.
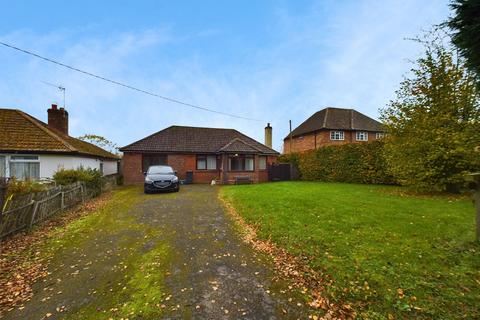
[282,141,395,185]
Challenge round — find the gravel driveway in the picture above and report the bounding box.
[3,185,305,319]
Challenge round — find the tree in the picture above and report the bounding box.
[381,32,480,192]
[78,134,119,155]
[448,0,480,84]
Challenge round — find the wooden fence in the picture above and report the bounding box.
[0,182,93,241]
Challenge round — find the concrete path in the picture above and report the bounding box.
[3,185,305,319]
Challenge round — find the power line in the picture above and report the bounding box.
[0,41,263,122]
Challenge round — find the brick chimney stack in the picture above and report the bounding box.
[264,123,272,148]
[47,104,69,135]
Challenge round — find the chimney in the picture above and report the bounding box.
[264,123,272,148]
[47,103,69,135]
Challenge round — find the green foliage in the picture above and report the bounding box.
[6,178,46,197]
[221,182,479,319]
[77,134,119,155]
[53,167,103,192]
[448,0,480,85]
[290,141,394,185]
[381,32,480,192]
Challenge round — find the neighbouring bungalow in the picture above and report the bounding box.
[0,104,119,180]
[284,107,384,154]
[119,124,279,185]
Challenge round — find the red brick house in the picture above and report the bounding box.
[120,125,279,185]
[284,107,384,154]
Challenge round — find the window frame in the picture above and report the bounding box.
[196,155,218,170]
[330,131,345,141]
[258,156,267,170]
[9,155,40,180]
[375,132,385,139]
[228,155,255,172]
[356,131,368,141]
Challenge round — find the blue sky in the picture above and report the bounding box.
[0,0,451,151]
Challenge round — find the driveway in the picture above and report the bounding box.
[3,185,305,319]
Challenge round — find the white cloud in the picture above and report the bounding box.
[0,0,451,152]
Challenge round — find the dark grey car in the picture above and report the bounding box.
[144,165,180,193]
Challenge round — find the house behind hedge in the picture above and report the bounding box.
[284,107,384,154]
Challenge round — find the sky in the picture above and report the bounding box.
[0,0,452,152]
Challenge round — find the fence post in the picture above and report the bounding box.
[80,183,85,204]
[61,191,65,211]
[0,178,7,213]
[29,201,39,230]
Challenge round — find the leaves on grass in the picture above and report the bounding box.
[221,197,356,320]
[0,193,112,316]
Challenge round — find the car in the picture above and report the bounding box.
[144,165,180,193]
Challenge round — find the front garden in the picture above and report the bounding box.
[220,182,479,319]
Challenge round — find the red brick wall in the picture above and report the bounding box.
[283,130,381,154]
[123,152,278,185]
[122,153,143,184]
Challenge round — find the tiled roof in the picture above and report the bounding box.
[286,107,384,139]
[218,138,262,153]
[120,126,279,155]
[0,108,118,160]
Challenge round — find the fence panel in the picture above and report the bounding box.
[0,201,35,239]
[32,192,62,225]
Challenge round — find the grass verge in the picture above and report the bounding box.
[220,181,479,319]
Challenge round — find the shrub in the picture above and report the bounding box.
[53,167,103,192]
[288,141,395,185]
[6,178,46,197]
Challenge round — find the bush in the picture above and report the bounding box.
[53,168,103,192]
[6,178,46,197]
[288,141,395,185]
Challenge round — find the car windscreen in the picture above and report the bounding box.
[148,166,174,175]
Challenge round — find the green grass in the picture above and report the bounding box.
[34,187,175,319]
[220,182,480,319]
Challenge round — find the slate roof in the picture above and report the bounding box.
[120,126,279,155]
[0,108,118,160]
[285,107,384,139]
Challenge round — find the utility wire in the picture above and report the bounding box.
[0,41,262,122]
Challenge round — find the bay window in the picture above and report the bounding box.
[228,155,254,171]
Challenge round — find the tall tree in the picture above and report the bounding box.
[381,33,480,192]
[448,0,480,83]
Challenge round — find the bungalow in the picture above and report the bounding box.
[119,124,279,185]
[284,107,384,153]
[0,104,119,180]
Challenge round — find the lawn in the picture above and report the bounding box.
[220,182,480,319]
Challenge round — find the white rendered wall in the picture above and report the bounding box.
[39,155,117,178]
[103,160,118,176]
[0,154,118,179]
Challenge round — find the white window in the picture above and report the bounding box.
[0,156,5,177]
[258,156,267,170]
[330,131,344,141]
[9,155,40,180]
[356,131,368,141]
[376,132,385,139]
